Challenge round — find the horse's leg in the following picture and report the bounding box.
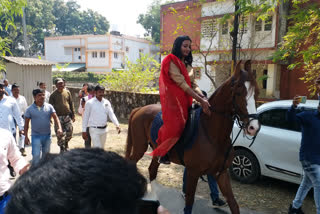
[216,171,239,214]
[184,170,199,214]
[148,157,160,181]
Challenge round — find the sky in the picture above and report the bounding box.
[75,0,155,37]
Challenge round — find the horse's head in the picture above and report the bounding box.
[231,62,260,136]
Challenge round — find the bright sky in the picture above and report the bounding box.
[75,0,155,37]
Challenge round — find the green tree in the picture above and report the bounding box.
[273,0,320,95]
[100,53,160,93]
[0,0,26,69]
[137,0,162,43]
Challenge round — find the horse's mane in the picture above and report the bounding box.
[208,61,259,102]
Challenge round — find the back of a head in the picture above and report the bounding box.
[6,148,147,214]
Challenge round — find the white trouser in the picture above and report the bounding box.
[89,127,107,148]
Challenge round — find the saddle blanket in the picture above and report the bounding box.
[150,107,202,150]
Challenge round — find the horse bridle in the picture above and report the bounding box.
[202,77,260,179]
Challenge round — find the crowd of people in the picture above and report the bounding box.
[0,78,170,214]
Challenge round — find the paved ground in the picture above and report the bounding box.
[146,181,263,214]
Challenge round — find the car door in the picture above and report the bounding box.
[254,107,302,179]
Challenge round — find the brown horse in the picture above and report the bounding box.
[125,63,260,214]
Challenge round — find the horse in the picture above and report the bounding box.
[125,62,260,214]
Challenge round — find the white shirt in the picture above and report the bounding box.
[0,128,27,195]
[0,96,24,131]
[82,97,119,132]
[45,90,51,103]
[12,95,28,115]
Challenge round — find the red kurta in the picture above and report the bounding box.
[151,54,193,157]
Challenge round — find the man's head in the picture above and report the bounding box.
[32,89,45,105]
[95,85,105,100]
[3,79,9,86]
[0,83,4,97]
[87,84,95,95]
[6,148,147,214]
[55,78,65,91]
[39,82,46,90]
[11,84,20,98]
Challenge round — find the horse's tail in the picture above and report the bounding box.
[125,107,141,159]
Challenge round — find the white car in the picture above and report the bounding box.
[229,100,319,184]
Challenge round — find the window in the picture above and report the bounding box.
[100,52,106,58]
[114,52,118,59]
[126,47,129,52]
[263,70,268,89]
[264,17,272,31]
[92,52,97,58]
[139,49,144,54]
[255,19,262,32]
[78,56,81,60]
[74,48,80,52]
[201,20,217,38]
[221,21,228,35]
[259,109,300,131]
[240,17,248,34]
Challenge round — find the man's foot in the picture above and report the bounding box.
[288,204,304,214]
[59,146,66,154]
[212,198,227,208]
[158,155,170,164]
[20,148,27,157]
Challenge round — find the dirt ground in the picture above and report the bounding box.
[36,115,316,214]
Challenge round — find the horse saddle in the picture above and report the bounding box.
[150,105,202,165]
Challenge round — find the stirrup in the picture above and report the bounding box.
[158,155,170,164]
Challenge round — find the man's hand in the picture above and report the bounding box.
[293,95,301,107]
[200,98,211,116]
[25,136,30,145]
[57,129,63,138]
[82,132,88,140]
[19,164,30,175]
[116,126,121,134]
[19,130,24,136]
[72,116,75,122]
[157,206,170,214]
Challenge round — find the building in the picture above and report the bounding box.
[44,32,160,73]
[2,56,54,104]
[160,0,291,98]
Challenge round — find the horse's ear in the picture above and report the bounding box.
[239,69,248,84]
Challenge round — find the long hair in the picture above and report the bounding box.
[171,35,193,66]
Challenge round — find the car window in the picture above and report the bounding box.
[259,108,301,132]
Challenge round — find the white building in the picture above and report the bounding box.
[45,32,160,72]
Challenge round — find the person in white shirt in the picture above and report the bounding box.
[11,84,28,156]
[78,84,95,148]
[82,85,121,148]
[39,82,50,103]
[0,128,29,213]
[0,84,24,135]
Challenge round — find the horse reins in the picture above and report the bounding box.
[201,77,259,180]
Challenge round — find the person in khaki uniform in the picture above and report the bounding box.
[49,78,75,153]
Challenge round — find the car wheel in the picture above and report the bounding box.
[229,149,260,184]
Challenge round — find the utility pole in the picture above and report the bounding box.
[231,0,240,74]
[22,7,29,57]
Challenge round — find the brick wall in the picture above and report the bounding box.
[66,87,160,119]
